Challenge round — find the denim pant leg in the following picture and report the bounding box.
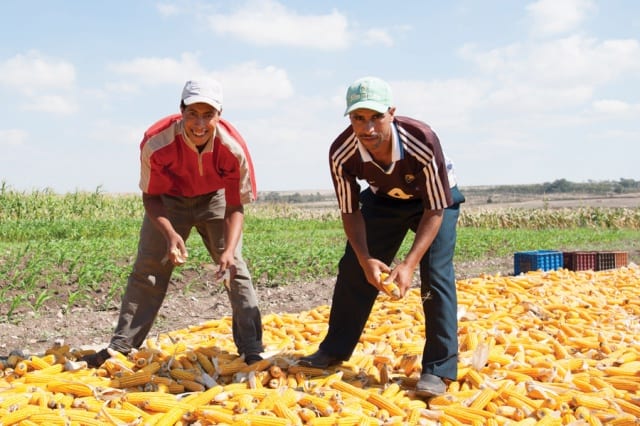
[319,244,380,359]
[110,214,176,353]
[195,193,263,356]
[320,190,410,359]
[419,204,460,380]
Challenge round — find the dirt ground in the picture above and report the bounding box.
[2,193,638,358]
[0,257,515,358]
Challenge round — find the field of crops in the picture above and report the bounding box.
[1,189,640,425]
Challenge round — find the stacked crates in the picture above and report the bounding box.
[514,250,563,275]
[595,251,628,271]
[519,250,631,273]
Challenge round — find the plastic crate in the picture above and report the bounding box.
[563,251,597,271]
[596,251,628,271]
[514,250,563,275]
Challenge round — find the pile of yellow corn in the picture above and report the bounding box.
[1,265,640,425]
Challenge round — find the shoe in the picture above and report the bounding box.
[298,350,343,369]
[415,373,447,398]
[244,353,263,365]
[79,348,112,369]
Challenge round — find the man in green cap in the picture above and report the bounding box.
[299,76,465,398]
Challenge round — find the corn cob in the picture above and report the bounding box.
[366,392,405,417]
[109,369,152,388]
[0,404,40,425]
[378,272,401,300]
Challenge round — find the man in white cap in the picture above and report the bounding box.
[82,79,264,367]
[299,76,465,398]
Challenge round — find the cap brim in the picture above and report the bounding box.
[183,95,222,111]
[344,100,389,116]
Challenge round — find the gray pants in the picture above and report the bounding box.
[109,191,263,356]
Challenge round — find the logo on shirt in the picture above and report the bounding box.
[387,188,413,199]
[405,174,415,184]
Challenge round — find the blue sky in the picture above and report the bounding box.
[1,0,639,194]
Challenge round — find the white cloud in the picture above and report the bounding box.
[461,36,640,88]
[22,95,77,115]
[526,0,596,37]
[156,2,180,17]
[592,99,640,115]
[0,50,76,93]
[110,54,293,110]
[0,129,28,146]
[207,0,350,49]
[362,29,394,47]
[457,33,640,119]
[109,52,206,85]
[392,78,488,129]
[214,62,294,108]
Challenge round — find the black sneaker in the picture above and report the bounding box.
[244,353,263,365]
[298,350,343,369]
[79,348,112,369]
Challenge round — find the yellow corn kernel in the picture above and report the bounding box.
[215,358,247,376]
[273,399,303,425]
[442,406,491,424]
[153,406,187,426]
[168,368,197,382]
[45,381,94,397]
[331,379,370,400]
[298,394,334,416]
[26,355,54,371]
[140,360,162,375]
[238,414,290,425]
[297,407,317,422]
[109,369,152,388]
[241,357,272,373]
[379,272,401,300]
[469,388,497,410]
[195,407,235,424]
[194,351,215,376]
[464,368,485,388]
[177,379,204,393]
[366,392,405,417]
[0,405,40,425]
[571,393,611,410]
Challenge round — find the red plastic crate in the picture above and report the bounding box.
[595,251,628,271]
[563,251,596,271]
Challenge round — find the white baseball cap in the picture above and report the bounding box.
[181,79,223,111]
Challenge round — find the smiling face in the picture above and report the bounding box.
[181,102,221,146]
[348,107,396,153]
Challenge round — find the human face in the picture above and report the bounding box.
[348,107,395,153]
[182,103,221,146]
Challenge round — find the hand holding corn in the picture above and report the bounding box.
[171,248,187,265]
[379,272,402,300]
[161,247,188,266]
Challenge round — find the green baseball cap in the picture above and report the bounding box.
[344,76,392,116]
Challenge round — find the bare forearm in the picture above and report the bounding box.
[223,204,245,256]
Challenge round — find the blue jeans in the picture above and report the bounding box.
[319,186,463,380]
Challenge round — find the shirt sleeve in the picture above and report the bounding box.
[215,120,257,206]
